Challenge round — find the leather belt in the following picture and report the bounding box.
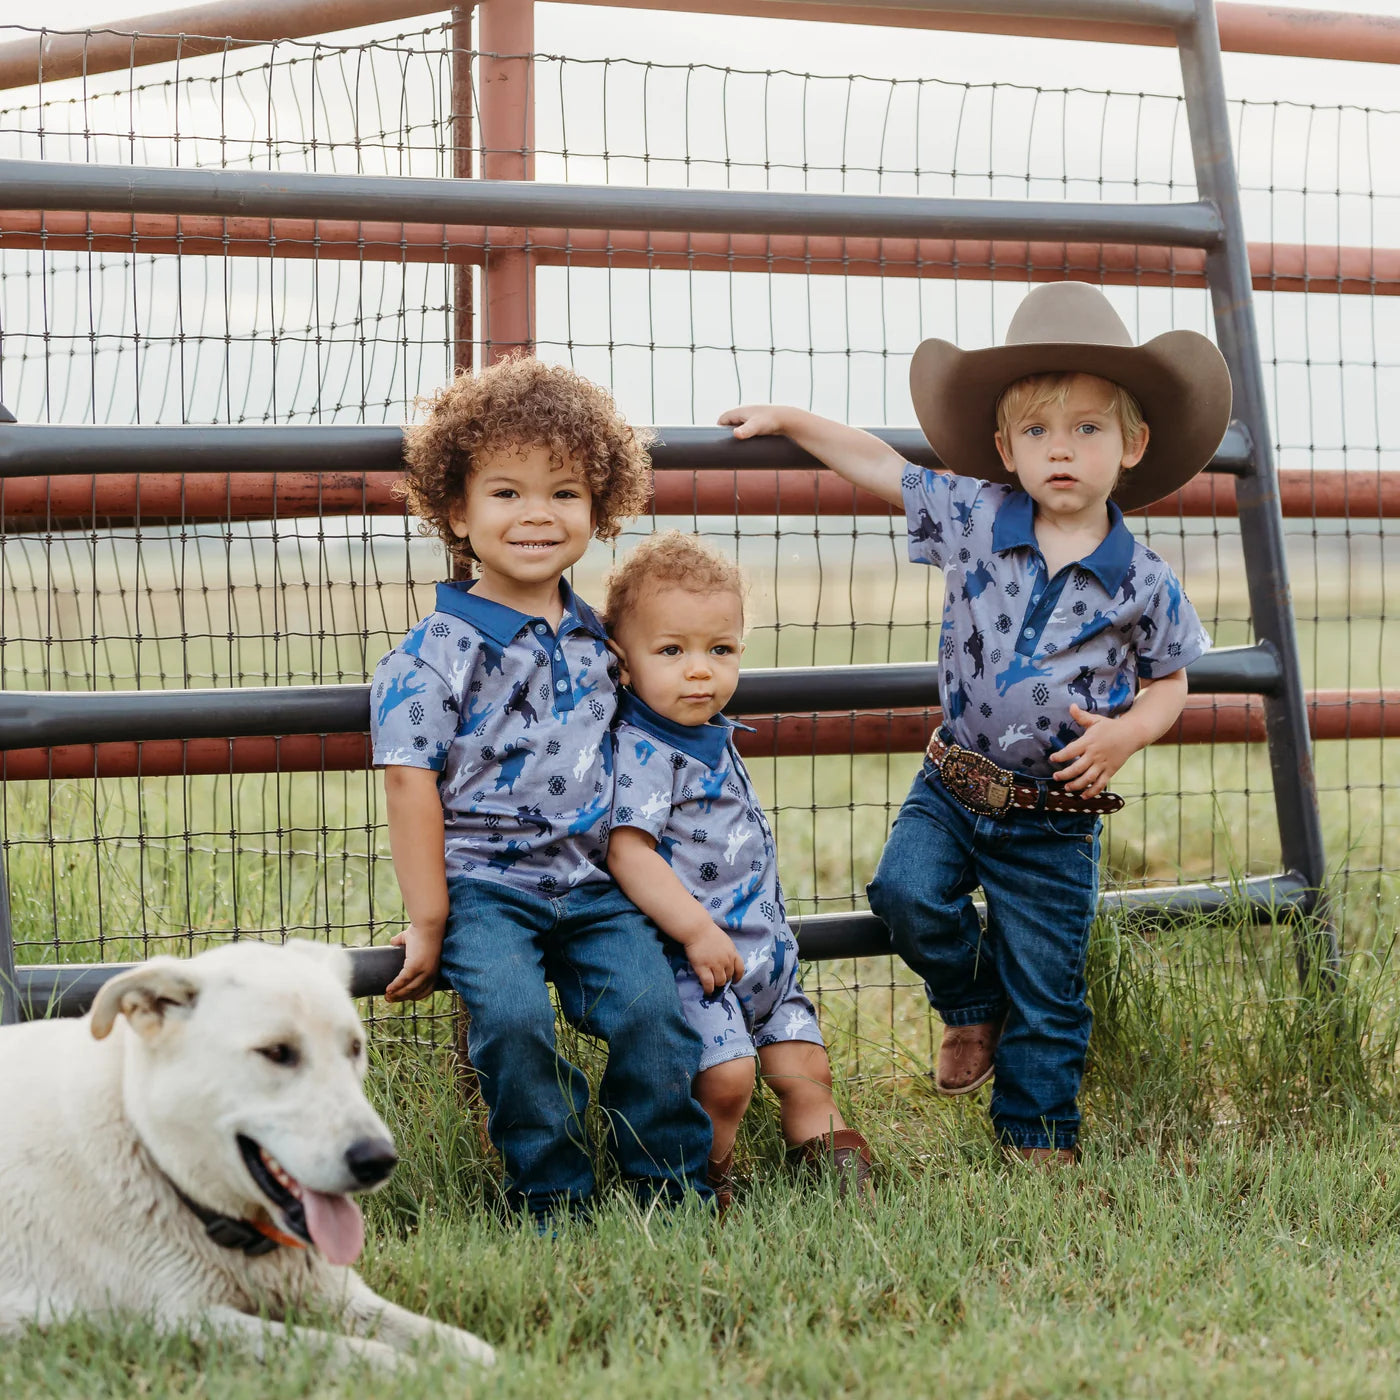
[927,732,1124,818]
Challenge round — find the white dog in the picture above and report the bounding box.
[0,940,494,1371]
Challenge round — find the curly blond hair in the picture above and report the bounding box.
[602,530,747,631]
[398,355,654,568]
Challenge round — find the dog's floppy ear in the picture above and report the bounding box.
[90,958,200,1041]
[283,938,353,990]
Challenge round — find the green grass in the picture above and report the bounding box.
[5,539,1399,1392]
[12,1142,1400,1399]
[9,909,1400,1398]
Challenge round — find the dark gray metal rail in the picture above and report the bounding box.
[0,645,1279,751]
[10,870,1305,1021]
[0,421,1254,479]
[0,158,1225,248]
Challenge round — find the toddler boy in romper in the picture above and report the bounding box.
[603,531,873,1207]
[371,357,712,1220]
[720,282,1230,1162]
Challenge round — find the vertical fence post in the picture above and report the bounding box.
[478,0,535,362]
[1177,0,1335,971]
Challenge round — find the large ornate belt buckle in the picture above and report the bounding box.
[938,744,1014,817]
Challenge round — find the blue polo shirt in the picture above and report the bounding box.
[903,466,1211,778]
[370,579,617,892]
[611,690,823,1067]
[611,691,793,947]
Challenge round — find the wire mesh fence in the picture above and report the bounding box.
[0,20,1396,1073]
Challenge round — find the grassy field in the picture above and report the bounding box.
[7,912,1400,1399]
[4,521,1399,1394]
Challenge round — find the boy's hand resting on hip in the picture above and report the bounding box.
[1050,704,1141,797]
[385,922,444,1002]
[685,923,747,997]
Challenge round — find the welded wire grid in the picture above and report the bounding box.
[0,24,1395,1069]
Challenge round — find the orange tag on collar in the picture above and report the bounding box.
[253,1219,308,1251]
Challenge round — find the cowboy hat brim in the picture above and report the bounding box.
[909,330,1232,513]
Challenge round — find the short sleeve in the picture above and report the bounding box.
[370,646,458,771]
[902,465,983,568]
[610,724,677,842]
[1135,564,1212,679]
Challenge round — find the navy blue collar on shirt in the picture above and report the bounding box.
[990,489,1134,595]
[432,577,608,647]
[616,688,749,767]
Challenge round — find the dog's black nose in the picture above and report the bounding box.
[344,1137,398,1185]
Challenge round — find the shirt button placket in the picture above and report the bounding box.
[552,635,573,706]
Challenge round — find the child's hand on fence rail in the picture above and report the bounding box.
[719,404,907,507]
[385,923,444,1002]
[718,403,789,439]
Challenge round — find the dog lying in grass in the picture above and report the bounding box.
[0,939,494,1372]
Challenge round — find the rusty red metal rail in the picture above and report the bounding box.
[1,689,1393,781]
[2,214,1395,300]
[1,0,1397,94]
[2,465,1396,528]
[566,1,1400,65]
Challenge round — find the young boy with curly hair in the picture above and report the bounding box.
[721,282,1228,1163]
[370,357,713,1221]
[603,531,873,1207]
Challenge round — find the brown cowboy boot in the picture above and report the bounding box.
[933,1019,1001,1095]
[707,1150,737,1216]
[788,1128,876,1206]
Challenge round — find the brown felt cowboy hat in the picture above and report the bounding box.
[908,281,1232,513]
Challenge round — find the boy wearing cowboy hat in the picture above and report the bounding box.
[720,280,1229,1163]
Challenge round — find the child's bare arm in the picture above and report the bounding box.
[383,765,449,1002]
[1050,670,1190,797]
[608,826,746,995]
[719,404,907,507]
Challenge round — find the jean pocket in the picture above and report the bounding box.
[1043,811,1101,842]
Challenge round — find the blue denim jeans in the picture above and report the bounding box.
[440,877,714,1218]
[868,757,1101,1150]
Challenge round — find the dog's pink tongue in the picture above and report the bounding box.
[303,1191,364,1266]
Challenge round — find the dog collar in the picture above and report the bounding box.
[169,1180,306,1256]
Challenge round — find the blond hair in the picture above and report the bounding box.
[995,371,1146,450]
[397,354,653,569]
[602,531,747,631]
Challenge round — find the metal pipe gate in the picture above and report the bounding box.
[0,0,1337,1023]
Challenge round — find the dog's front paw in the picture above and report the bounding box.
[436,1323,496,1368]
[332,1333,414,1373]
